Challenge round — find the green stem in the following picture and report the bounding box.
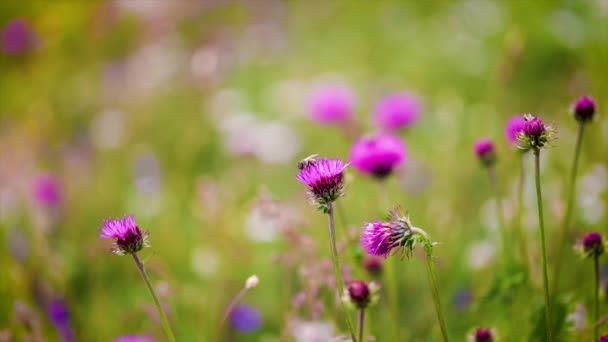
[516,154,531,281]
[132,253,177,342]
[358,309,365,342]
[553,122,585,292]
[327,203,357,342]
[533,149,553,342]
[594,255,600,342]
[488,165,510,262]
[425,251,449,342]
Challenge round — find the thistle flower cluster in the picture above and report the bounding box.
[361,207,432,258]
[99,215,150,255]
[576,231,606,259]
[296,156,348,212]
[342,280,380,310]
[516,114,556,151]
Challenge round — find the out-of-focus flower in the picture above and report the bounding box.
[566,303,587,331]
[342,280,380,310]
[99,215,150,255]
[373,92,422,130]
[573,95,596,122]
[290,320,334,342]
[8,227,29,262]
[90,109,126,150]
[308,84,355,125]
[32,173,61,208]
[576,231,605,259]
[47,298,74,342]
[468,327,496,342]
[296,157,348,211]
[253,121,300,164]
[245,275,259,289]
[473,138,496,167]
[190,247,219,278]
[505,115,526,145]
[362,254,384,275]
[111,335,154,342]
[230,304,262,332]
[350,132,406,179]
[453,288,473,310]
[467,240,496,270]
[1,18,37,55]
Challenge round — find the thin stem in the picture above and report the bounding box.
[516,154,531,281]
[487,165,510,261]
[533,149,553,342]
[132,253,177,342]
[594,255,600,342]
[358,309,365,342]
[218,287,248,333]
[425,253,449,342]
[327,203,357,342]
[553,122,585,292]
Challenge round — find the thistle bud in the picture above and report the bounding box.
[573,96,596,122]
[474,138,496,167]
[582,232,604,258]
[343,280,380,310]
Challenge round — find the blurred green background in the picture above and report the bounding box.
[1,1,607,341]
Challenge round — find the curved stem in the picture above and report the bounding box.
[553,122,585,292]
[533,149,553,342]
[358,309,365,342]
[327,203,357,342]
[594,255,600,342]
[425,252,449,342]
[132,253,177,342]
[487,165,510,262]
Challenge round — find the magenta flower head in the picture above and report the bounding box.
[308,84,355,125]
[99,215,150,255]
[361,208,416,258]
[230,304,262,332]
[600,335,608,342]
[373,92,422,130]
[343,280,380,310]
[578,231,605,258]
[296,156,348,212]
[517,114,556,151]
[1,18,37,55]
[473,138,496,167]
[112,336,154,342]
[349,132,406,179]
[32,173,62,208]
[363,254,384,275]
[573,95,596,122]
[505,115,526,145]
[469,327,495,342]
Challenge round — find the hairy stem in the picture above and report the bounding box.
[534,149,552,342]
[132,253,177,342]
[327,203,357,341]
[425,252,449,342]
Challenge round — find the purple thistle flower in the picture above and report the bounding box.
[349,132,406,179]
[582,231,604,258]
[373,92,422,130]
[1,18,36,55]
[296,157,347,211]
[361,220,411,258]
[471,327,494,342]
[308,84,355,125]
[504,115,526,145]
[230,304,262,332]
[573,95,596,122]
[600,335,608,342]
[346,280,370,309]
[33,173,62,208]
[517,114,555,150]
[99,215,150,255]
[47,299,74,342]
[112,336,154,342]
[473,138,496,167]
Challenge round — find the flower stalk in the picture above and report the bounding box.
[594,254,600,342]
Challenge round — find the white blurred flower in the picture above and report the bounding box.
[219,112,259,156]
[191,46,219,80]
[468,240,497,270]
[207,88,246,119]
[245,206,279,242]
[245,275,259,289]
[90,109,126,150]
[253,121,300,164]
[566,303,587,331]
[191,248,219,278]
[290,320,334,342]
[266,79,309,118]
[547,10,584,49]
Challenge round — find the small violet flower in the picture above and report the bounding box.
[473,138,496,167]
[296,156,348,212]
[573,95,596,123]
[505,115,526,145]
[373,92,422,130]
[47,298,74,342]
[1,18,37,55]
[349,132,406,179]
[308,84,355,125]
[33,173,62,208]
[99,215,150,255]
[469,327,495,342]
[230,304,262,333]
[517,114,556,151]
